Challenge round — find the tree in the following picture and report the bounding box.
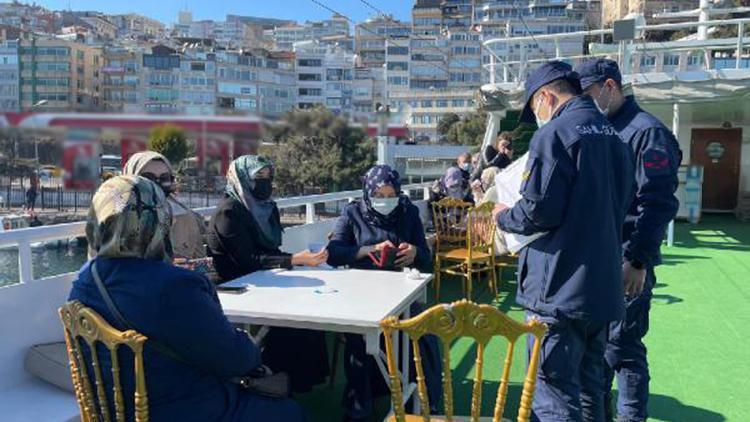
[148,124,190,167]
[441,112,487,146]
[437,113,460,137]
[267,106,376,196]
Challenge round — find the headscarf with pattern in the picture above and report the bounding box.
[86,175,173,262]
[360,164,409,227]
[123,151,174,178]
[225,155,282,250]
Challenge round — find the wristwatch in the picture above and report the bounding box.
[628,258,645,270]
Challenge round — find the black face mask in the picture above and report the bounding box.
[252,179,273,201]
[159,182,174,197]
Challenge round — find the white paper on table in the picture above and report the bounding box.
[493,152,547,253]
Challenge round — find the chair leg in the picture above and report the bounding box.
[490,259,499,300]
[466,262,473,300]
[434,256,441,303]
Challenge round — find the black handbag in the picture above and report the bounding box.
[90,260,290,399]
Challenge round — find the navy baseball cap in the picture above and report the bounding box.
[520,61,581,124]
[575,58,622,91]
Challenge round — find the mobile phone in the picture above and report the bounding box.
[216,285,247,294]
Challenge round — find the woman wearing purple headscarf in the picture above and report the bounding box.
[327,165,442,422]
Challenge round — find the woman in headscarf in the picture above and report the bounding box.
[123,151,207,260]
[207,155,329,394]
[472,166,502,204]
[69,176,307,422]
[327,165,441,422]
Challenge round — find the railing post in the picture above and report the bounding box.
[423,187,430,201]
[554,38,561,59]
[490,54,496,84]
[737,21,744,69]
[18,240,33,284]
[305,203,315,224]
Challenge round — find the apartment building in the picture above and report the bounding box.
[476,0,588,79]
[390,87,476,142]
[355,15,412,69]
[294,41,355,116]
[178,53,216,115]
[18,37,102,111]
[602,0,699,26]
[141,45,181,114]
[215,49,296,118]
[101,46,141,113]
[0,39,18,111]
[110,14,166,40]
[270,14,350,50]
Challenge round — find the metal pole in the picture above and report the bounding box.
[489,54,496,84]
[736,22,744,69]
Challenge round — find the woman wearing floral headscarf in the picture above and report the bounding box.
[207,155,329,394]
[327,165,441,422]
[123,151,206,260]
[69,176,307,422]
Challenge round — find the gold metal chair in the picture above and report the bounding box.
[59,300,150,422]
[435,202,498,301]
[432,197,473,255]
[381,300,548,422]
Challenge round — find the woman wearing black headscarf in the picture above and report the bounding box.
[327,165,441,422]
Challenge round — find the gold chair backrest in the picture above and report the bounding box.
[381,300,547,422]
[59,300,150,422]
[466,202,496,258]
[432,197,473,249]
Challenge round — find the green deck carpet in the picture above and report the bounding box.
[297,215,748,421]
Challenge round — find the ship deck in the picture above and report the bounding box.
[298,215,749,422]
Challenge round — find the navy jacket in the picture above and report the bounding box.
[327,199,431,273]
[609,96,681,269]
[68,258,297,422]
[498,96,635,323]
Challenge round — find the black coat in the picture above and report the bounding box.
[206,196,329,393]
[207,196,292,282]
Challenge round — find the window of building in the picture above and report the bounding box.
[640,55,656,67]
[299,73,321,81]
[420,100,433,108]
[299,87,322,96]
[298,58,322,67]
[664,54,680,66]
[387,61,408,71]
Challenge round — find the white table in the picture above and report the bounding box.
[218,267,432,404]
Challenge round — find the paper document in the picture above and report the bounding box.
[493,152,546,253]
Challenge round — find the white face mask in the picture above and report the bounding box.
[533,95,550,128]
[595,85,612,116]
[371,197,399,216]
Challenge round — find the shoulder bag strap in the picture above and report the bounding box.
[90,260,190,365]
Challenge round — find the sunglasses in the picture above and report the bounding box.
[140,172,173,184]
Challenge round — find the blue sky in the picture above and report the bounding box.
[37,0,412,25]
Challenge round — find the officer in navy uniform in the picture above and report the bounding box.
[575,59,681,422]
[492,61,635,421]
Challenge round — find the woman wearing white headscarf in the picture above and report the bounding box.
[123,151,207,260]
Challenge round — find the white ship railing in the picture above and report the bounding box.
[483,17,750,83]
[0,182,432,286]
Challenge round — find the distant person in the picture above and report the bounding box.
[472,166,501,204]
[207,155,329,394]
[456,151,472,182]
[70,175,307,422]
[123,151,206,260]
[492,61,635,421]
[577,58,681,422]
[25,185,37,211]
[327,165,442,421]
[471,132,514,182]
